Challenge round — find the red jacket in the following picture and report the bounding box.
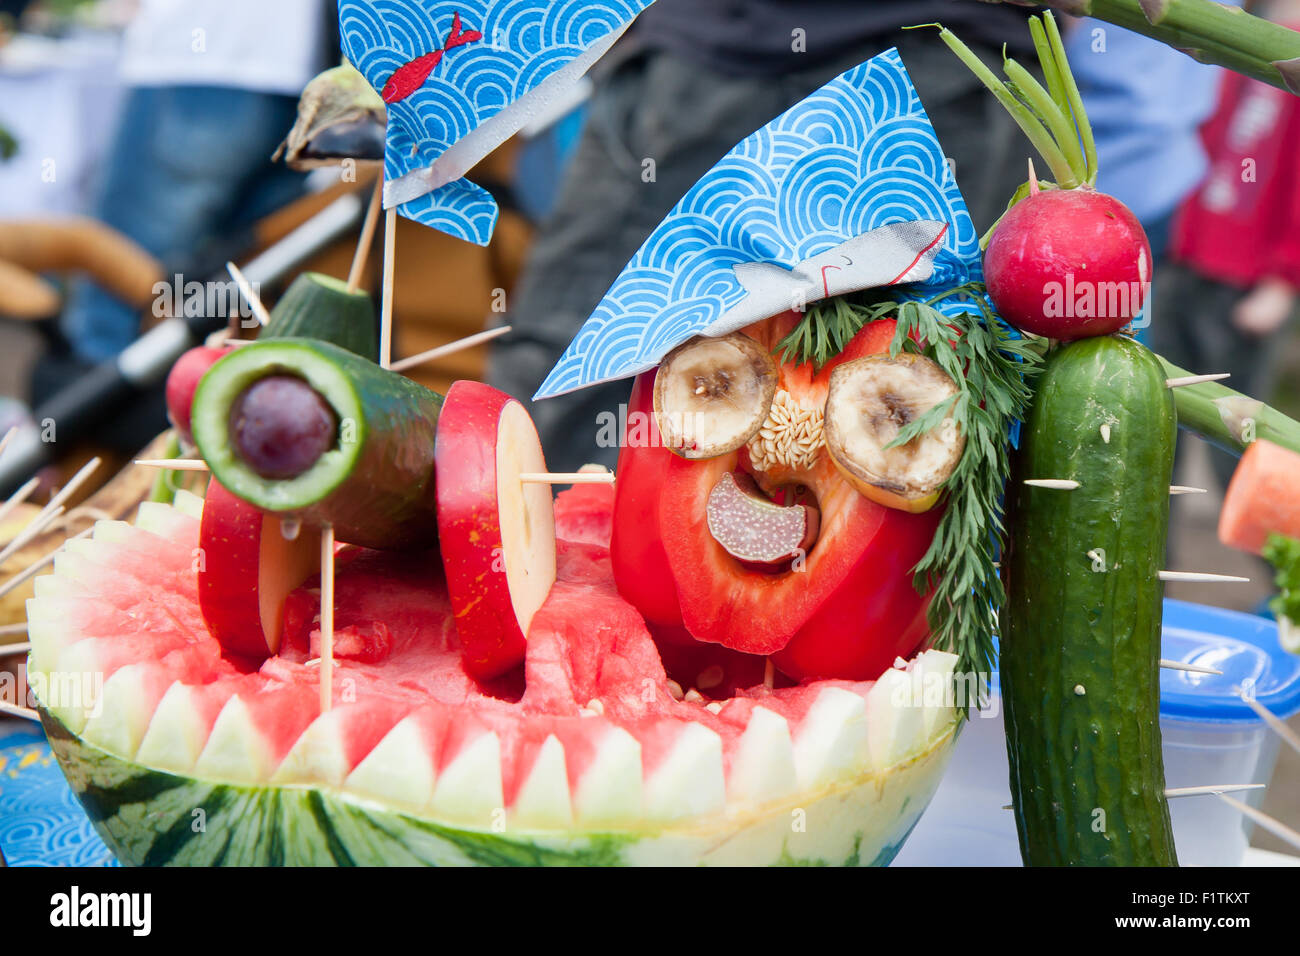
[1171,61,1300,289]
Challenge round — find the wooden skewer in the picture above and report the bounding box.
[347,177,385,294]
[763,658,775,691]
[380,205,397,369]
[0,526,93,601]
[520,472,615,485]
[0,475,39,526]
[1219,793,1300,853]
[0,456,99,568]
[1163,783,1264,798]
[135,458,210,472]
[0,700,39,722]
[389,325,513,373]
[0,425,16,460]
[1160,658,1223,676]
[1023,478,1080,490]
[1239,693,1300,757]
[0,642,29,656]
[1158,570,1250,584]
[1169,486,1207,495]
[320,522,335,713]
[0,622,27,636]
[1166,372,1230,388]
[226,261,271,327]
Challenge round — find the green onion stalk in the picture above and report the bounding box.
[995,0,1300,94]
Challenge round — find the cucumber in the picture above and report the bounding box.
[1001,335,1178,866]
[263,272,378,362]
[192,338,441,550]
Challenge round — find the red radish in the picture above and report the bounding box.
[434,381,557,680]
[166,345,232,446]
[984,183,1151,340]
[1219,439,1300,555]
[198,480,321,660]
[937,18,1151,340]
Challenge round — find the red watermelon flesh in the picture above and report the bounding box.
[30,489,960,827]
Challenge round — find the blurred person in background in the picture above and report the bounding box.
[1150,0,1300,492]
[488,0,1036,473]
[51,0,334,371]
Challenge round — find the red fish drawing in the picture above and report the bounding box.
[381,11,483,104]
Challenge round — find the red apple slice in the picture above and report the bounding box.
[199,480,321,660]
[435,381,557,680]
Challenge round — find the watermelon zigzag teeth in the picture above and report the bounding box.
[27,497,964,856]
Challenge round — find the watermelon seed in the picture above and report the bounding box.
[696,666,724,690]
[666,680,684,701]
[683,689,704,703]
[585,698,605,716]
[706,701,723,714]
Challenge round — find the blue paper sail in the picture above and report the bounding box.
[535,48,984,400]
[339,0,652,245]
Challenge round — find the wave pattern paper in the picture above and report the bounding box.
[339,0,651,245]
[535,48,984,399]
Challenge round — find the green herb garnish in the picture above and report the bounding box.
[1263,532,1300,635]
[780,283,1043,691]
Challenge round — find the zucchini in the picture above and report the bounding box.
[262,272,378,361]
[192,338,441,550]
[1002,335,1178,866]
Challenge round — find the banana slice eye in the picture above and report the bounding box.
[823,353,965,513]
[653,333,778,460]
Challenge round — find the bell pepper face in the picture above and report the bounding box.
[611,314,942,682]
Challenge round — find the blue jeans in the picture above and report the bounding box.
[61,85,304,362]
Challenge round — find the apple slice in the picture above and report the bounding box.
[435,381,557,680]
[198,480,321,660]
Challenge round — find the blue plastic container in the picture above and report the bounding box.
[893,599,1300,866]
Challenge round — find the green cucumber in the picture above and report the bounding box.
[1002,335,1178,866]
[192,338,441,550]
[263,272,378,362]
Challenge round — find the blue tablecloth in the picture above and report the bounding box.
[0,719,117,867]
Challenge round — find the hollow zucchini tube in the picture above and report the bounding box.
[192,338,441,550]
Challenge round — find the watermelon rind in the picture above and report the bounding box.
[39,705,956,867]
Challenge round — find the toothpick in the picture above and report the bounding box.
[380,205,397,369]
[319,522,335,713]
[1239,693,1300,757]
[1163,783,1264,798]
[1023,479,1080,490]
[0,456,99,568]
[226,261,271,327]
[0,622,27,636]
[1160,658,1223,676]
[134,458,209,472]
[0,700,39,722]
[1166,373,1230,388]
[1169,486,1207,496]
[1219,793,1300,853]
[763,658,775,691]
[519,472,615,485]
[0,476,39,526]
[389,325,513,373]
[1158,570,1250,584]
[0,425,16,460]
[347,177,385,294]
[0,526,92,601]
[0,642,29,656]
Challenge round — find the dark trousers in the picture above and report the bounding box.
[488,33,1028,472]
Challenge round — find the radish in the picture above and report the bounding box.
[937,13,1151,340]
[166,344,233,447]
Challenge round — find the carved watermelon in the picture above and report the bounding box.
[28,488,960,866]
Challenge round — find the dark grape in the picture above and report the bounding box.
[229,375,338,479]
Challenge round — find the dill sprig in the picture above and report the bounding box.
[785,284,1043,691]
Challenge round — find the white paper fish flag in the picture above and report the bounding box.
[338,0,653,245]
[535,48,985,400]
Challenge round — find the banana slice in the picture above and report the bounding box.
[653,333,777,460]
[823,353,964,513]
